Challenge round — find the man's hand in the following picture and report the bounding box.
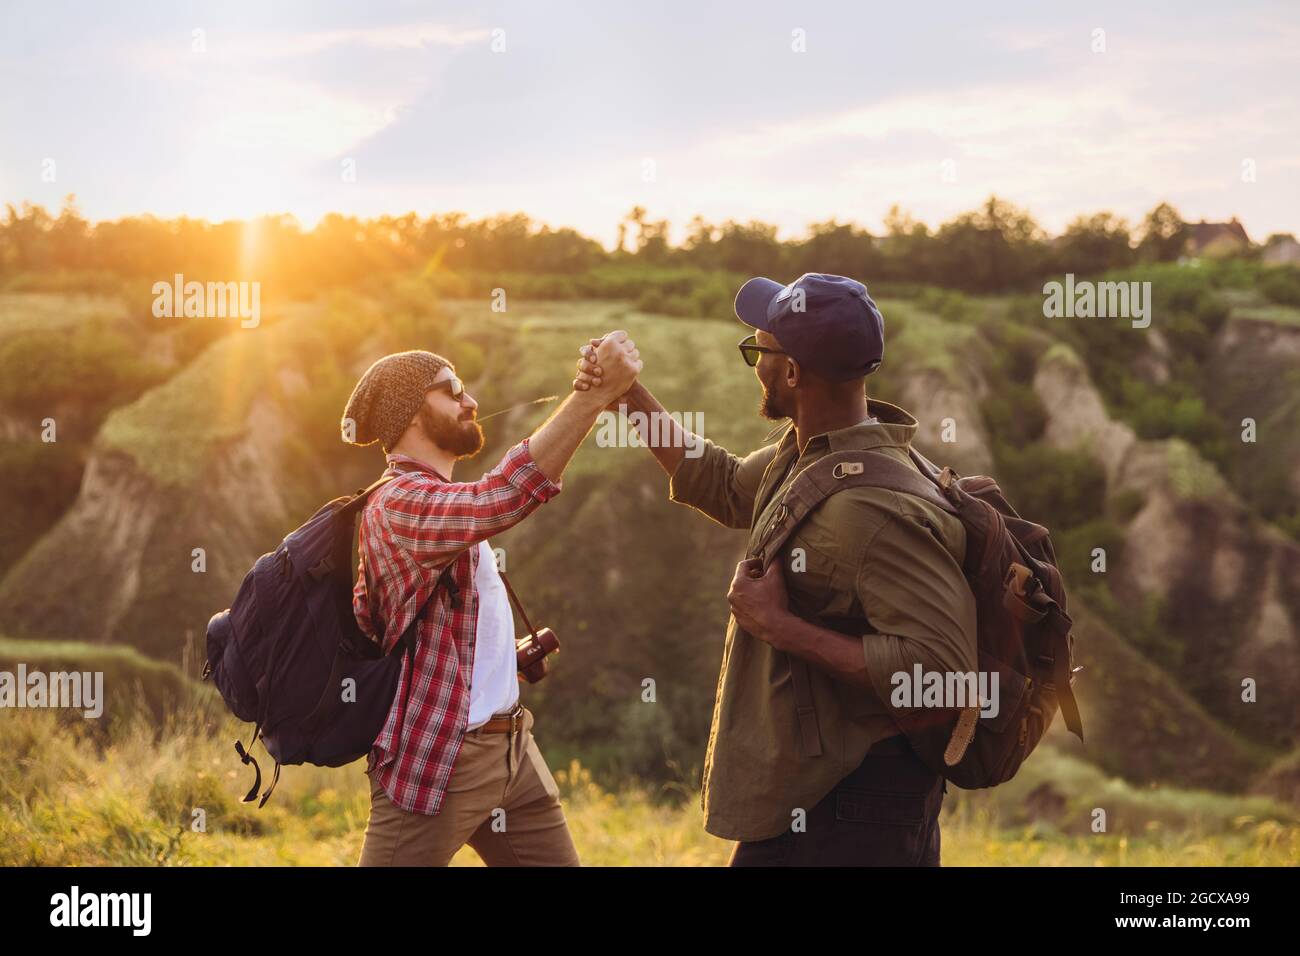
[582,331,641,404]
[727,558,792,647]
[573,336,633,405]
[529,331,637,483]
[729,557,875,688]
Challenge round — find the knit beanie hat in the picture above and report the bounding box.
[341,350,451,450]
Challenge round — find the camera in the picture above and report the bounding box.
[516,627,560,683]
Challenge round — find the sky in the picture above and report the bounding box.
[1,0,1297,248]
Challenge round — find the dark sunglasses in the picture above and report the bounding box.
[738,333,787,368]
[429,375,466,401]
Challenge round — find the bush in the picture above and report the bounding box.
[1054,519,1127,589]
[636,287,667,313]
[0,439,83,577]
[994,444,1107,529]
[1260,266,1300,306]
[915,286,980,324]
[1,269,126,295]
[982,383,1047,447]
[0,321,167,421]
[1111,488,1146,522]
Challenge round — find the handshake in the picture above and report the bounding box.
[570,330,641,407]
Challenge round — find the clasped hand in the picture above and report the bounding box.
[573,330,640,404]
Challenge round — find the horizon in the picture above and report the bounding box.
[5,195,1292,252]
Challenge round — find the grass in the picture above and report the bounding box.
[0,291,123,336]
[1,704,1294,867]
[873,298,977,383]
[97,294,370,488]
[0,638,210,723]
[1231,305,1300,327]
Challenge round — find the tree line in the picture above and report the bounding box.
[0,195,1287,295]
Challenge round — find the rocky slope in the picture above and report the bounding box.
[1034,345,1300,752]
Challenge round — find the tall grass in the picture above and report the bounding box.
[1,705,1294,866]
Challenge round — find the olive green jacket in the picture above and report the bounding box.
[669,400,977,841]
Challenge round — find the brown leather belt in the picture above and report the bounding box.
[472,703,524,735]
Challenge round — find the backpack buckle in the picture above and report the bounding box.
[765,503,789,539]
[832,461,863,479]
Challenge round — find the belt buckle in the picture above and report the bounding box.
[510,703,523,735]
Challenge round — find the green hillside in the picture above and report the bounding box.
[1,271,1296,825]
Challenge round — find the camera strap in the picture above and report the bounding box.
[498,568,540,641]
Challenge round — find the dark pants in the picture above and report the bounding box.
[729,735,945,867]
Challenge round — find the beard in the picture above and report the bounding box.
[757,368,790,421]
[418,403,484,459]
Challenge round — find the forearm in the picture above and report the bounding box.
[617,381,688,477]
[765,612,872,689]
[527,390,609,483]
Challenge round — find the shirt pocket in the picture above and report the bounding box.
[782,537,855,620]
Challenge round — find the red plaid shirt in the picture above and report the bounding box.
[352,439,560,815]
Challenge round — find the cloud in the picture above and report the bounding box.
[124,22,489,69]
[105,21,491,217]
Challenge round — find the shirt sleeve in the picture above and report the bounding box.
[668,437,779,530]
[856,510,979,713]
[378,438,560,569]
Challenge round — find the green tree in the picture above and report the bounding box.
[1053,212,1135,275]
[1137,202,1187,262]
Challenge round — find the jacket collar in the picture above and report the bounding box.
[776,399,919,455]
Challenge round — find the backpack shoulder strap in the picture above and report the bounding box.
[752,449,955,566]
[748,448,956,763]
[339,474,396,519]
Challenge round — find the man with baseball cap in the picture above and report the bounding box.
[574,273,976,866]
[347,333,641,866]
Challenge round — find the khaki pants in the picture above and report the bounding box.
[358,707,580,867]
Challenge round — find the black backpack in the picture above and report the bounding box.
[751,447,1084,789]
[203,476,452,806]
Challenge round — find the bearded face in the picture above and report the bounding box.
[418,400,484,459]
[756,358,792,421]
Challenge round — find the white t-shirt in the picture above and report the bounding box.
[466,540,520,729]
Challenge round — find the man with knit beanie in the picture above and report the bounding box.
[346,333,641,866]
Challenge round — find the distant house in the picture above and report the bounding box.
[1184,218,1251,258]
[1262,234,1300,266]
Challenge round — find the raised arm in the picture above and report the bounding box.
[383,331,642,568]
[573,342,777,530]
[530,330,639,482]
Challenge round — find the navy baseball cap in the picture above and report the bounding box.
[734,273,884,381]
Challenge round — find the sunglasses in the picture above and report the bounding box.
[738,333,787,367]
[429,375,467,402]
